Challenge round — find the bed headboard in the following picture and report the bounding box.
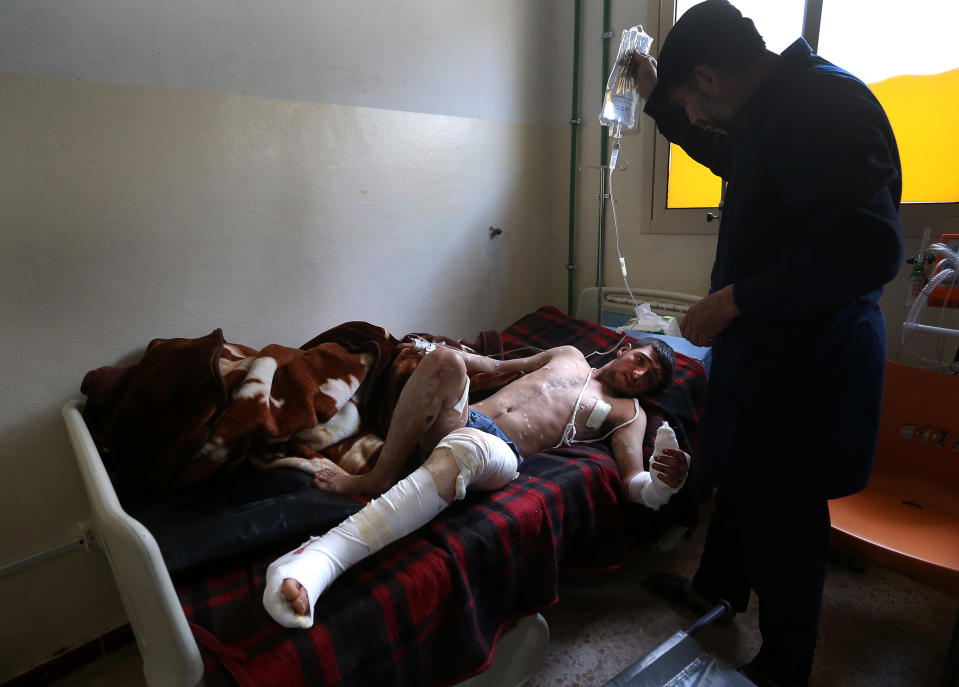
[576,287,702,326]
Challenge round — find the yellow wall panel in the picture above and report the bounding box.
[667,142,721,208]
[666,67,959,208]
[870,68,959,204]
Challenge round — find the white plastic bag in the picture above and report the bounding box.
[621,303,682,336]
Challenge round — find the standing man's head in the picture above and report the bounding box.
[652,0,774,131]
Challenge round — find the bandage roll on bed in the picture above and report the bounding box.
[264,427,520,629]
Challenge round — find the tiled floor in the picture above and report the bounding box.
[532,520,956,687]
[44,514,957,687]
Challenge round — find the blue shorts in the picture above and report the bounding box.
[465,409,522,461]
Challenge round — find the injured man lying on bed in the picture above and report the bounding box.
[263,339,692,628]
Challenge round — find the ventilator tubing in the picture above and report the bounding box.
[263,466,446,629]
[435,427,519,501]
[627,421,689,510]
[905,242,958,328]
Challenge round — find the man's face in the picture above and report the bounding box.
[668,84,736,132]
[607,344,663,396]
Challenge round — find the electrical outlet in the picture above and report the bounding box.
[78,521,96,551]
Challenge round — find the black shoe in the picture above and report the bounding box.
[738,661,809,687]
[644,573,735,624]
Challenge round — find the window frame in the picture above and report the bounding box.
[646,0,959,237]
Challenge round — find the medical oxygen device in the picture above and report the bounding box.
[598,26,654,322]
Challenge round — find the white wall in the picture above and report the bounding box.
[557,1,719,315]
[0,1,575,680]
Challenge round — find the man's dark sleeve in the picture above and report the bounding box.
[732,81,904,321]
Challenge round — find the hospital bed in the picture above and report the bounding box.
[63,304,707,687]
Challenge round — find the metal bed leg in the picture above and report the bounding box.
[943,607,959,687]
[684,601,734,637]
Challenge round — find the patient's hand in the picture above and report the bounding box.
[680,284,740,346]
[652,448,689,488]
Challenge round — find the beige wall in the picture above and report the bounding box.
[0,1,575,680]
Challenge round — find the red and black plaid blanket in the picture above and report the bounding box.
[176,306,707,687]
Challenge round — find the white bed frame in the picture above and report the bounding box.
[62,400,548,687]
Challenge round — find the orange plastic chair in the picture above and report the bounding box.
[829,360,959,686]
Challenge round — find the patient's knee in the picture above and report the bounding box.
[417,345,466,386]
[431,427,519,501]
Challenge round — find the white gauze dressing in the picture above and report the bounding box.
[585,397,611,429]
[627,421,689,510]
[263,467,446,629]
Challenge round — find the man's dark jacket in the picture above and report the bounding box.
[645,39,903,498]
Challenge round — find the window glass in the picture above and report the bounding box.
[818,0,959,203]
[675,0,804,54]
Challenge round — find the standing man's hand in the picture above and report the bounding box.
[622,50,658,100]
[681,285,741,346]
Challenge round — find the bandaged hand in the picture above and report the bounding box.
[626,421,691,510]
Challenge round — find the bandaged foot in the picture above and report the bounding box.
[263,467,447,628]
[627,421,690,510]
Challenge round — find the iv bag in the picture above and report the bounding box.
[599,26,653,136]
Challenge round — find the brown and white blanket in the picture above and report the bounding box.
[81,321,509,494]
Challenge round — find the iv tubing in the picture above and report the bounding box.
[607,139,642,313]
[411,338,626,365]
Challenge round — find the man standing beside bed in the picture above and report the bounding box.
[625,2,904,685]
[263,338,692,629]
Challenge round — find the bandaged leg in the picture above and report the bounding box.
[263,426,519,629]
[434,427,520,501]
[627,421,689,510]
[263,466,446,628]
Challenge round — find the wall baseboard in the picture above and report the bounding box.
[1,624,134,687]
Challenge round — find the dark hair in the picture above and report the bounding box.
[630,337,675,393]
[653,0,766,99]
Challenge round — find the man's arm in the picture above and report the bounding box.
[609,410,649,484]
[433,343,576,376]
[611,413,690,508]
